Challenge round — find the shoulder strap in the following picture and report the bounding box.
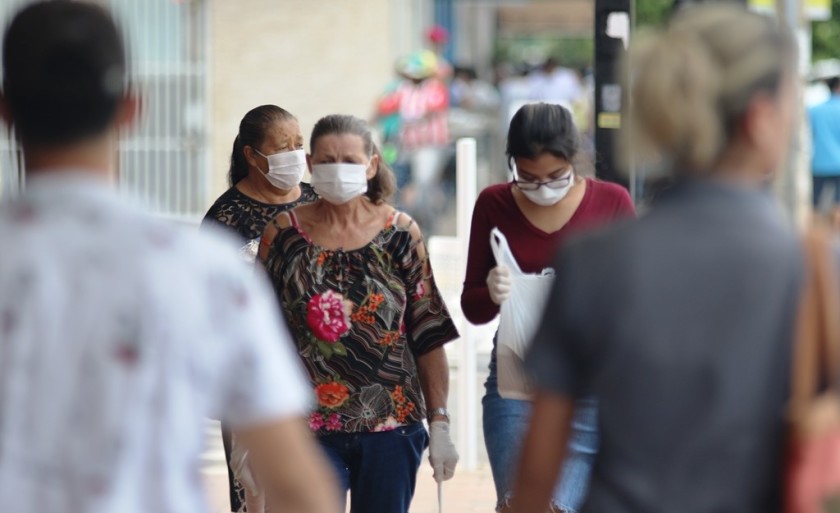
[288,210,300,229]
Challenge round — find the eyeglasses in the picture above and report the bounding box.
[513,172,573,191]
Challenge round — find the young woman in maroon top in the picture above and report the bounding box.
[461,103,634,512]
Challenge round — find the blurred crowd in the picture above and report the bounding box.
[373,25,595,235]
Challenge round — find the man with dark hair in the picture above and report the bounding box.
[0,3,338,512]
[809,75,840,225]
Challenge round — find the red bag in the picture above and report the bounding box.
[785,229,840,513]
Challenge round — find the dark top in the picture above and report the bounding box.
[201,182,317,242]
[461,179,636,325]
[527,181,802,513]
[264,210,459,434]
[200,181,316,513]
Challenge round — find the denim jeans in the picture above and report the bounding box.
[318,422,429,513]
[483,350,598,512]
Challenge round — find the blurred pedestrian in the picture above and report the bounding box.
[461,103,634,513]
[809,76,840,228]
[511,5,800,512]
[202,104,318,512]
[394,51,451,234]
[0,2,339,513]
[450,66,500,113]
[258,114,459,513]
[527,57,583,108]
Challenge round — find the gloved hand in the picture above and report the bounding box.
[429,420,459,482]
[486,265,511,305]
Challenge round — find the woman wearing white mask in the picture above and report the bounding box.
[203,105,317,259]
[460,103,634,512]
[202,104,317,513]
[258,114,460,513]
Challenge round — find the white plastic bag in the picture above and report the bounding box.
[490,227,555,400]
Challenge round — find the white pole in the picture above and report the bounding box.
[456,137,478,470]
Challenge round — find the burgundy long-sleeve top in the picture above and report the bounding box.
[460,179,636,325]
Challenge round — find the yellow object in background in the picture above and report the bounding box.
[748,0,831,20]
[597,112,621,130]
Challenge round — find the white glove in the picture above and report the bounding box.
[486,265,511,305]
[429,420,459,482]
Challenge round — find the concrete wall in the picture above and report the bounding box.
[207,0,404,199]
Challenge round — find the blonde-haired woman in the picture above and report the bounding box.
[512,5,799,513]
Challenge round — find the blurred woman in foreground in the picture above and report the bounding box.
[512,5,800,512]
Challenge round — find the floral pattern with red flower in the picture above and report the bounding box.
[263,210,460,434]
[325,413,343,432]
[391,385,416,424]
[309,412,326,431]
[379,331,401,347]
[351,293,385,325]
[414,281,427,301]
[307,290,353,343]
[315,381,351,409]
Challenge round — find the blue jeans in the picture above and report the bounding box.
[318,422,429,513]
[483,350,598,512]
[813,175,840,208]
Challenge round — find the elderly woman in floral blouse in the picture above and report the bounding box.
[257,114,459,513]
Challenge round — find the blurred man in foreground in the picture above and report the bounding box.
[0,3,339,512]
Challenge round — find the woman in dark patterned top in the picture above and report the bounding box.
[201,104,317,513]
[203,105,317,258]
[258,115,460,513]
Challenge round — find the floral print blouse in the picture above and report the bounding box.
[263,210,459,434]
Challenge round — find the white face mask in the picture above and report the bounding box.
[255,148,306,190]
[310,163,369,205]
[517,172,575,207]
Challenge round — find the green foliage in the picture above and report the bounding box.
[635,0,674,27]
[632,0,840,63]
[812,0,840,62]
[494,37,594,69]
[492,0,673,69]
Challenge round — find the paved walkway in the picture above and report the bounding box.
[201,464,497,513]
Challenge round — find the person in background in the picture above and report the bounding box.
[203,105,317,261]
[527,57,583,107]
[373,63,411,192]
[450,66,501,113]
[511,5,799,512]
[258,114,459,513]
[461,103,635,513]
[809,76,840,228]
[0,3,339,513]
[202,105,318,513]
[394,51,451,235]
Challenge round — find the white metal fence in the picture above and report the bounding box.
[114,0,210,220]
[0,0,210,219]
[0,0,27,200]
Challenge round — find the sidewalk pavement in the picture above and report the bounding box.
[202,464,497,513]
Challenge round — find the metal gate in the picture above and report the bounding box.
[0,0,27,201]
[0,0,210,220]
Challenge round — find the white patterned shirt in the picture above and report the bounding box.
[0,171,311,513]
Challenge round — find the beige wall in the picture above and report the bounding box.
[208,0,397,199]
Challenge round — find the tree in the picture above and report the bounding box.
[635,0,674,27]
[812,0,840,62]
